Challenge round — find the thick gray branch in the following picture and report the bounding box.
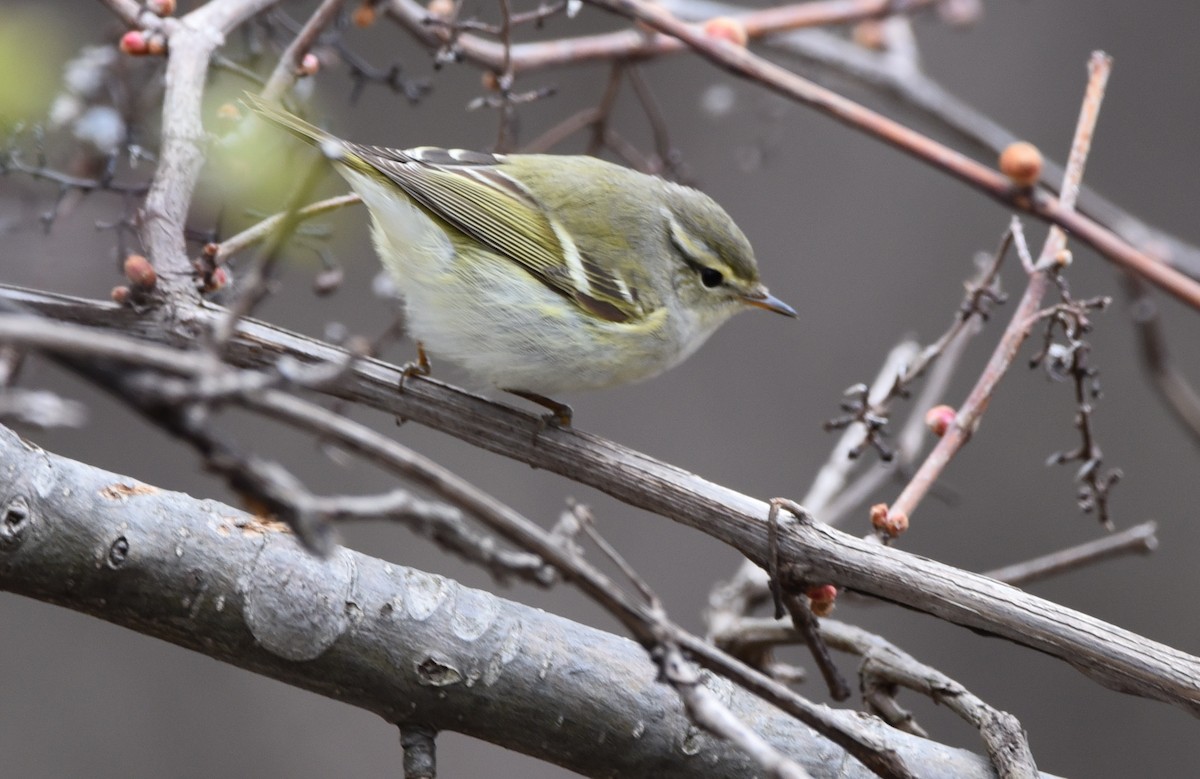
[0,425,1016,779]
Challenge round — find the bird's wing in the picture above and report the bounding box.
[357,144,647,324]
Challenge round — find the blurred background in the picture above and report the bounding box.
[3,1,1199,776]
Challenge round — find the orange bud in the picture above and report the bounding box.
[703,16,748,47]
[352,2,378,27]
[111,286,131,305]
[147,0,176,16]
[882,510,908,538]
[870,503,909,538]
[123,254,157,290]
[999,141,1043,187]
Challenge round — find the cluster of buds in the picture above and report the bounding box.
[870,502,908,539]
[805,584,838,617]
[112,254,157,305]
[118,30,166,57]
[117,1,176,56]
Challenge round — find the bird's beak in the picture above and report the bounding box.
[741,285,798,318]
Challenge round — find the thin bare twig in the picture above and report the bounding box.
[781,591,851,701]
[207,193,362,266]
[579,0,1200,311]
[820,619,1039,778]
[659,644,813,779]
[260,0,349,101]
[805,341,919,514]
[663,0,1200,283]
[132,0,280,295]
[824,226,1011,464]
[386,0,938,75]
[985,521,1158,587]
[1123,275,1200,447]
[708,613,1040,776]
[209,155,330,348]
[887,53,1112,527]
[565,507,815,779]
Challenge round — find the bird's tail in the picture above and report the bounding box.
[241,91,335,149]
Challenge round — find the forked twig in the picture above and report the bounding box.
[886,53,1112,528]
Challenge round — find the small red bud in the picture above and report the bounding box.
[924,404,956,437]
[111,286,131,305]
[869,503,889,529]
[209,266,230,291]
[806,584,838,616]
[805,584,837,602]
[119,30,149,56]
[147,0,176,16]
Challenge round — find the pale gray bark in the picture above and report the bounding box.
[0,424,1036,778]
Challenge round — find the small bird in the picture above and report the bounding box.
[243,93,795,423]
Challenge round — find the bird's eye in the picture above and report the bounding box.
[698,266,724,288]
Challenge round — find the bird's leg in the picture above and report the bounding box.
[399,342,431,390]
[505,389,573,427]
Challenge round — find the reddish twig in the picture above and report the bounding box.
[385,0,937,73]
[886,52,1112,527]
[260,0,349,101]
[578,0,1200,311]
